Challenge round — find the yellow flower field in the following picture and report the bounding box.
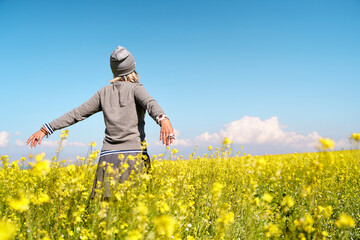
[0,134,359,240]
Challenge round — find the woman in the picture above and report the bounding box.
[27,45,175,199]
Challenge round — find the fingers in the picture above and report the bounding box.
[29,139,34,148]
[26,137,31,145]
[33,135,39,148]
[27,134,36,146]
[160,130,169,146]
[166,134,170,146]
[160,130,165,145]
[159,119,176,146]
[160,130,175,146]
[164,132,168,146]
[31,137,38,149]
[33,136,40,148]
[27,136,36,148]
[27,131,45,148]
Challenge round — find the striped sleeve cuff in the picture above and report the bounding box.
[43,123,54,135]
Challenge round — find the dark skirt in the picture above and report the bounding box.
[90,151,150,199]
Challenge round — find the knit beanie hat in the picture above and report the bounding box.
[110,46,136,77]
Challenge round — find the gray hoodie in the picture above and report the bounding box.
[49,81,165,151]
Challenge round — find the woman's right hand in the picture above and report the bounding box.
[160,118,175,146]
[27,130,46,149]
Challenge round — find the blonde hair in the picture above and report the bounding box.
[110,71,140,83]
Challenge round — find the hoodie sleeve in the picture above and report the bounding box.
[134,83,165,123]
[49,91,102,131]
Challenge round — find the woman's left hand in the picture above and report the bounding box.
[27,130,46,148]
[160,118,175,146]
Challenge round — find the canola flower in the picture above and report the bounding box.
[318,137,335,151]
[281,195,295,208]
[350,133,360,149]
[0,132,359,239]
[222,137,232,145]
[216,210,234,226]
[7,194,30,212]
[31,153,51,175]
[59,129,69,140]
[265,223,282,238]
[351,133,360,142]
[263,193,274,203]
[0,220,17,240]
[153,215,177,238]
[126,230,142,240]
[336,213,356,229]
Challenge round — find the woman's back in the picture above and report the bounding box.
[49,81,165,151]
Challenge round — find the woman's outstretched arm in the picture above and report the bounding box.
[134,83,175,146]
[27,91,102,148]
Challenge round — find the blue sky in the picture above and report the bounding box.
[1,0,359,160]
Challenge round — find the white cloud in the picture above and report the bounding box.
[335,138,350,149]
[67,141,88,147]
[152,117,323,152]
[0,131,10,147]
[172,138,192,146]
[14,138,86,148]
[15,131,21,136]
[194,132,220,143]
[172,129,192,146]
[38,140,88,148]
[15,140,25,147]
[40,140,60,148]
[193,116,321,149]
